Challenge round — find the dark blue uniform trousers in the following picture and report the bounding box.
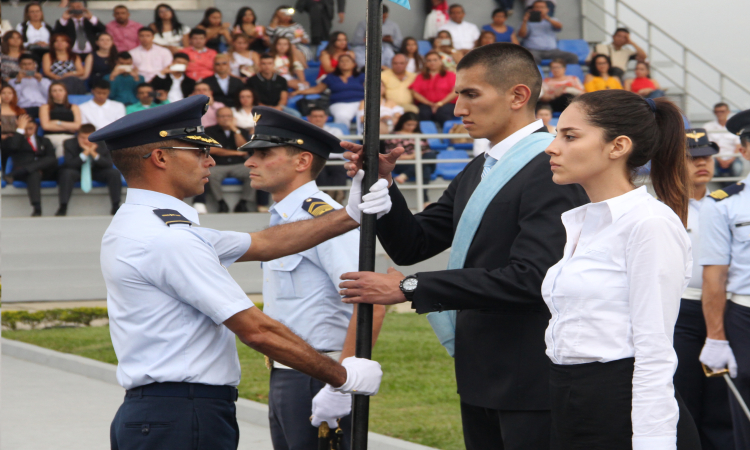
[110,394,239,450]
[268,368,352,450]
[674,298,735,450]
[726,300,750,450]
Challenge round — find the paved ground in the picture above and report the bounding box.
[1,356,274,450]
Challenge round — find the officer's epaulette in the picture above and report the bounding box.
[302,198,335,217]
[153,209,192,226]
[709,182,745,201]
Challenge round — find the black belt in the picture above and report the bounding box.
[126,382,239,402]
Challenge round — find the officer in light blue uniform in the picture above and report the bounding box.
[699,109,750,449]
[91,96,384,450]
[240,106,385,450]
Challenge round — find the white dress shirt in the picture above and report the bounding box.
[129,44,173,82]
[232,108,256,130]
[101,189,254,389]
[438,20,481,50]
[215,74,230,95]
[542,186,691,450]
[704,119,741,160]
[683,191,710,298]
[16,21,51,47]
[486,119,544,161]
[79,99,126,130]
[167,74,186,103]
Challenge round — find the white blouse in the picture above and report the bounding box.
[153,25,191,48]
[684,192,709,298]
[230,52,255,77]
[232,108,256,130]
[16,21,51,47]
[542,186,691,450]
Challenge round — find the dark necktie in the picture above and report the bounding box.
[75,19,87,52]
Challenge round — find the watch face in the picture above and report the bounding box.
[403,278,418,291]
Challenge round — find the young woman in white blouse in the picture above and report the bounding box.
[232,87,257,131]
[542,90,701,450]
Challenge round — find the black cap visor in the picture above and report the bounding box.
[687,142,719,157]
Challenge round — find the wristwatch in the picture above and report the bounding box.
[399,275,418,301]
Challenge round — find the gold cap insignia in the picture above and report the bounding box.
[204,103,210,113]
[159,131,168,137]
[184,135,220,145]
[253,113,262,123]
[297,139,304,144]
[685,131,706,142]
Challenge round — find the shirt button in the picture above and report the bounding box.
[279,263,284,267]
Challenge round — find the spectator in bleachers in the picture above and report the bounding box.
[105,52,144,105]
[293,53,364,125]
[246,54,299,118]
[53,1,105,57]
[1,83,28,138]
[584,54,623,92]
[85,32,117,87]
[232,7,266,53]
[400,37,424,73]
[228,33,259,80]
[151,52,195,103]
[181,29,216,81]
[16,2,52,61]
[524,0,556,16]
[205,106,253,213]
[624,61,665,99]
[438,5,480,52]
[105,5,142,52]
[57,123,121,216]
[150,4,190,54]
[270,36,308,90]
[294,0,346,47]
[318,31,355,78]
[433,30,462,71]
[2,115,57,216]
[364,5,403,53]
[410,50,457,126]
[232,87,258,131]
[518,0,578,65]
[192,82,225,127]
[39,81,81,157]
[195,7,232,53]
[267,6,312,62]
[352,10,396,69]
[79,79,125,129]
[539,58,584,112]
[589,28,646,80]
[126,83,163,114]
[705,102,744,178]
[2,31,25,82]
[424,0,449,40]
[129,27,172,83]
[475,31,497,48]
[10,54,51,119]
[385,112,436,202]
[356,81,404,135]
[201,54,244,107]
[535,103,555,133]
[0,18,12,36]
[382,53,418,114]
[307,106,348,203]
[42,33,87,95]
[481,8,518,44]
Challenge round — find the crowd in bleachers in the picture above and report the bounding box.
[0,0,719,217]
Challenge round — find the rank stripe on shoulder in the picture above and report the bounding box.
[153,209,192,226]
[302,197,334,217]
[708,182,745,201]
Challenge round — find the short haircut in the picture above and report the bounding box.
[532,0,547,6]
[113,139,181,181]
[383,4,389,14]
[79,123,96,134]
[138,27,154,35]
[117,51,132,60]
[135,82,152,92]
[536,102,553,113]
[456,43,543,110]
[19,54,37,63]
[492,8,507,17]
[714,102,729,110]
[92,79,111,90]
[308,106,327,115]
[449,4,463,12]
[189,28,207,38]
[614,27,630,35]
[284,146,327,178]
[549,58,567,68]
[114,4,128,11]
[173,52,190,61]
[214,53,230,62]
[259,53,274,62]
[194,82,212,93]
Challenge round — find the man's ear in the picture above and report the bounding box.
[509,83,533,112]
[296,151,314,173]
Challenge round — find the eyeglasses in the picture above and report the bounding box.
[142,146,212,159]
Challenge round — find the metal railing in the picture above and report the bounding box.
[580,0,750,117]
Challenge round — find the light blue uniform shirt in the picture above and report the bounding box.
[262,181,359,351]
[101,188,254,389]
[699,174,750,295]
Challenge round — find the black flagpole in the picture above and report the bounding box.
[352,0,382,448]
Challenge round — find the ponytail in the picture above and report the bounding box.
[572,90,689,226]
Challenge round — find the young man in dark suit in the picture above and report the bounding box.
[53,1,106,58]
[338,43,589,449]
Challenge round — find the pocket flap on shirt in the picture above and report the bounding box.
[267,254,304,272]
[733,220,750,242]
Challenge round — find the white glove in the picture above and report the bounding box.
[699,338,738,378]
[311,384,352,428]
[333,356,383,395]
[345,170,392,224]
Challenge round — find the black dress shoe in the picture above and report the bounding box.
[31,208,42,217]
[217,199,230,213]
[111,203,120,215]
[234,200,249,213]
[55,205,67,216]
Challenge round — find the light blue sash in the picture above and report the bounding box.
[426,132,554,356]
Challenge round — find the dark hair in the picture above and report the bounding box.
[47,81,70,109]
[475,30,496,48]
[117,51,132,60]
[383,4,389,14]
[549,58,567,69]
[324,31,349,55]
[79,123,96,134]
[2,31,24,55]
[19,54,37,64]
[273,5,296,24]
[199,7,222,29]
[332,54,359,77]
[135,82,152,92]
[614,27,630,36]
[234,87,258,110]
[49,33,77,64]
[173,52,190,61]
[1,83,26,116]
[588,54,616,77]
[271,36,297,65]
[234,7,257,28]
[153,4,185,38]
[22,2,46,23]
[572,90,689,224]
[138,27,154,35]
[456,43,543,110]
[394,112,420,132]
[94,32,118,69]
[308,106,327,115]
[194,81,212,93]
[421,51,447,79]
[259,53,275,62]
[491,8,507,17]
[92,79,111,90]
[714,102,729,110]
[635,61,652,78]
[399,37,424,71]
[113,139,181,180]
[284,146,327,178]
[436,30,454,47]
[448,4,463,12]
[189,28,207,38]
[114,4,128,11]
[536,102,553,113]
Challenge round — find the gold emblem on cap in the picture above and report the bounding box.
[185,135,220,145]
[204,103,210,113]
[253,113,262,123]
[159,131,168,137]
[685,131,705,142]
[297,139,304,144]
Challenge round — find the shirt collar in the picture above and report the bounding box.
[563,185,650,227]
[125,188,200,225]
[486,119,544,161]
[269,181,320,222]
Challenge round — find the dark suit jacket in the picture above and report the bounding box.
[62,137,114,172]
[205,125,249,166]
[295,0,346,18]
[2,132,57,173]
[53,18,106,52]
[150,74,196,100]
[201,75,245,108]
[377,128,589,411]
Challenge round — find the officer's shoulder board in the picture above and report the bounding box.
[709,182,745,201]
[302,198,335,217]
[153,209,192,226]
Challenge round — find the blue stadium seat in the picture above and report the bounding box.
[326,122,350,136]
[417,40,432,56]
[222,178,241,185]
[549,117,559,127]
[8,157,58,187]
[304,67,319,86]
[557,39,590,65]
[6,157,13,174]
[540,59,552,67]
[74,181,106,188]
[565,64,584,82]
[442,120,472,150]
[419,121,447,151]
[308,61,320,68]
[317,42,328,58]
[538,65,545,77]
[1,159,5,188]
[68,94,93,105]
[433,150,469,180]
